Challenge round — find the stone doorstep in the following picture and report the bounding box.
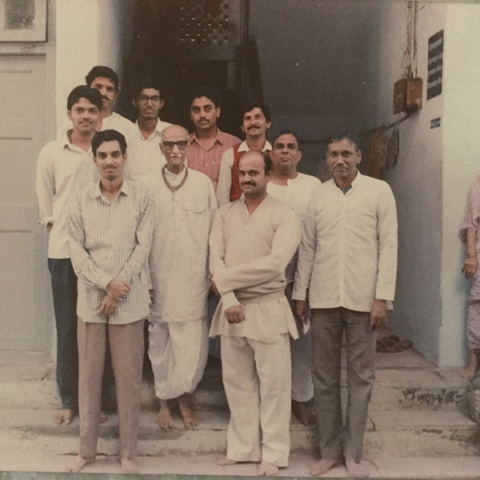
[0,407,478,458]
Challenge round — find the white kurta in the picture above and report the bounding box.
[267,173,321,402]
[148,167,216,399]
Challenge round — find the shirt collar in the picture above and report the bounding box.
[135,118,170,135]
[63,130,93,154]
[91,179,130,199]
[238,139,273,152]
[189,128,224,147]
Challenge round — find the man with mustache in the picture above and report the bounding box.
[293,131,397,478]
[216,103,272,206]
[210,150,301,476]
[67,129,155,474]
[36,85,102,426]
[127,77,171,186]
[148,125,217,430]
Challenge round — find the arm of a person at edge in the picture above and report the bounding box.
[216,150,233,207]
[370,298,387,330]
[36,147,55,228]
[67,195,114,290]
[463,228,478,279]
[98,294,119,315]
[212,210,302,295]
[294,299,308,326]
[117,192,156,286]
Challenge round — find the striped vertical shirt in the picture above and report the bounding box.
[67,179,156,324]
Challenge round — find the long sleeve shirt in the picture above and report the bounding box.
[36,133,98,259]
[293,172,398,312]
[209,194,301,342]
[67,180,155,324]
[149,167,217,323]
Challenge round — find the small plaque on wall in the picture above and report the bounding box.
[427,30,443,100]
[0,0,47,42]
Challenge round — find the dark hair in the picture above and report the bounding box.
[133,76,163,99]
[326,130,359,151]
[189,86,221,109]
[92,129,127,156]
[241,102,272,123]
[273,129,302,151]
[239,150,272,174]
[85,66,119,92]
[67,85,103,111]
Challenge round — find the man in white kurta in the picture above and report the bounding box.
[149,125,217,429]
[293,132,397,478]
[267,131,321,426]
[210,150,301,476]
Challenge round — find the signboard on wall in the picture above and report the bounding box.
[427,30,443,100]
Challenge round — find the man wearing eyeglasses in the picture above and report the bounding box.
[293,131,398,478]
[148,125,217,430]
[127,77,172,185]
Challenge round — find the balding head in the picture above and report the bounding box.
[160,125,190,173]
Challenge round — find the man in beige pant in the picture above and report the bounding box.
[67,129,155,474]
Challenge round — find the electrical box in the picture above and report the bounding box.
[393,77,423,114]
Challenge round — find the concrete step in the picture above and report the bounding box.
[0,406,477,458]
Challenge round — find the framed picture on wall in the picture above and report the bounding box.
[0,0,47,42]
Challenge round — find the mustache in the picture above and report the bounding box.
[248,124,261,130]
[241,181,255,186]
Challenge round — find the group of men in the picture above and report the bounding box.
[36,65,398,477]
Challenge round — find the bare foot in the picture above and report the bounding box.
[257,460,279,476]
[346,460,369,478]
[67,455,95,472]
[292,400,317,425]
[309,458,342,476]
[460,350,478,380]
[179,393,199,429]
[156,400,174,429]
[121,457,139,474]
[99,411,108,424]
[217,456,238,466]
[54,408,75,425]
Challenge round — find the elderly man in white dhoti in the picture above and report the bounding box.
[148,125,217,429]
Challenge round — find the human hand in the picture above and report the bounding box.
[106,279,130,301]
[98,295,119,315]
[463,257,478,279]
[209,274,219,295]
[370,299,387,331]
[224,304,246,324]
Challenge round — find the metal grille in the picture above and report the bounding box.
[179,0,231,45]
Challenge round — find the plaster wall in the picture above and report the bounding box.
[440,4,480,366]
[358,2,446,363]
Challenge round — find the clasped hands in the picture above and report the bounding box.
[98,279,131,315]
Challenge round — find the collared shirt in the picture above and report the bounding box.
[36,133,98,259]
[293,172,398,312]
[209,195,301,342]
[267,173,321,282]
[216,139,272,206]
[149,167,217,324]
[125,118,172,186]
[67,180,155,324]
[187,129,241,191]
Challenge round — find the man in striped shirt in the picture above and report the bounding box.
[67,129,155,474]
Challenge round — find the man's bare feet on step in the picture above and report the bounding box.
[179,393,199,429]
[156,400,174,429]
[67,455,95,472]
[309,458,342,476]
[460,350,478,380]
[257,460,279,476]
[121,457,139,474]
[54,408,76,425]
[292,400,317,425]
[346,459,370,478]
[217,456,238,466]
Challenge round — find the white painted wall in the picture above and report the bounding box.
[358,2,447,363]
[440,4,480,366]
[55,0,135,132]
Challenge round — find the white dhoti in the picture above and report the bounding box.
[148,318,208,400]
[221,334,291,467]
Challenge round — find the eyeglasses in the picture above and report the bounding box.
[162,141,188,150]
[137,94,162,104]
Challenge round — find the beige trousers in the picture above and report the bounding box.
[77,318,144,460]
[221,334,291,467]
[311,308,376,463]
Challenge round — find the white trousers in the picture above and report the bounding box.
[221,334,291,467]
[148,319,208,400]
[290,328,314,402]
